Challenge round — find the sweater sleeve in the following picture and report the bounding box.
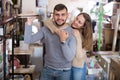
[24,23,44,44]
[61,35,76,62]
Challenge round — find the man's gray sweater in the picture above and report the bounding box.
[24,24,76,69]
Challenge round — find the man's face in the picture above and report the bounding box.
[53,9,68,26]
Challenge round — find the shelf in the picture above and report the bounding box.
[8,47,34,55]
[9,65,35,74]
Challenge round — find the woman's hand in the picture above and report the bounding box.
[55,29,69,42]
[72,29,82,44]
[72,29,80,38]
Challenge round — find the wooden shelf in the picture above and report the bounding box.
[8,47,34,55]
[9,65,35,74]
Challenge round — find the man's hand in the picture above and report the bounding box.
[55,29,69,42]
[26,17,36,25]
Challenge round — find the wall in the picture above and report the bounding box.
[21,0,110,14]
[22,0,36,13]
[21,0,89,13]
[48,0,88,13]
[21,0,99,17]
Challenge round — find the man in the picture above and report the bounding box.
[24,4,76,80]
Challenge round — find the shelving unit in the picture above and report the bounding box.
[0,0,21,79]
[0,16,18,80]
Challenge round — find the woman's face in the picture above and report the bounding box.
[71,14,85,29]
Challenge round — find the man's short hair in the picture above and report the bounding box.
[53,4,68,12]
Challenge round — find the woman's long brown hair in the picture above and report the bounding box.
[77,13,93,51]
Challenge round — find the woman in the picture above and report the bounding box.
[44,12,93,80]
[71,13,93,80]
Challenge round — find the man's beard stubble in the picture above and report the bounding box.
[54,19,66,27]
